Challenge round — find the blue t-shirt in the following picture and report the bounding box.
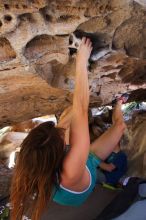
[104,151,127,185]
[53,153,101,206]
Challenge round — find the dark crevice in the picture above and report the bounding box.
[19,13,35,23]
[4,15,12,22]
[15,4,19,9]
[55,34,69,37]
[0,37,16,62]
[45,14,52,22]
[58,15,73,21]
[4,4,10,10]
[22,5,28,9]
[0,66,17,72]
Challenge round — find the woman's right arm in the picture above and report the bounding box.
[61,38,92,187]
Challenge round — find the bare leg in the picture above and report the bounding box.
[90,101,126,160]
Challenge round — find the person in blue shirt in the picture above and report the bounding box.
[99,145,128,185]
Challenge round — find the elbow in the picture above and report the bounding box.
[61,170,81,186]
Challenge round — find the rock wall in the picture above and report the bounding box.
[0,0,145,127]
[124,111,146,177]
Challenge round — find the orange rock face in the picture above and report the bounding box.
[0,0,145,127]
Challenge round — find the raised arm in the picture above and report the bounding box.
[61,38,92,188]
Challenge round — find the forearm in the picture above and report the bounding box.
[71,61,89,162]
[57,107,73,129]
[73,64,89,113]
[57,107,72,145]
[67,66,90,177]
[57,114,72,129]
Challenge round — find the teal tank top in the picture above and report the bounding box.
[53,153,101,206]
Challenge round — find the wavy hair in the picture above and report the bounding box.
[10,121,65,220]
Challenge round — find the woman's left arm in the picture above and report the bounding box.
[57,106,72,130]
[57,106,72,145]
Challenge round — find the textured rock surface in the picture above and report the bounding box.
[0,68,71,127]
[124,111,146,177]
[0,0,145,127]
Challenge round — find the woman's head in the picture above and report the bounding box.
[10,121,65,220]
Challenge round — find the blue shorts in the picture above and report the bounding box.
[53,153,101,206]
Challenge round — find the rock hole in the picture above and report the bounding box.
[4,15,12,23]
[19,13,34,23]
[45,14,52,22]
[69,35,73,45]
[2,115,7,118]
[105,4,111,11]
[99,5,104,11]
[15,4,19,9]
[64,78,69,84]
[96,91,100,96]
[75,42,79,48]
[59,15,72,21]
[69,48,77,56]
[24,34,52,60]
[106,17,111,25]
[0,21,2,27]
[4,4,10,10]
[0,37,16,62]
[22,5,27,9]
[84,13,91,18]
